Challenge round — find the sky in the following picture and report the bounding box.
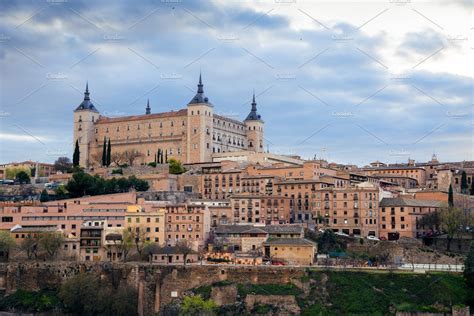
[0,0,472,166]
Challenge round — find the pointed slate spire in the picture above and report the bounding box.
[146,99,151,115]
[188,72,210,104]
[251,91,257,111]
[84,82,90,100]
[197,72,204,93]
[74,81,98,112]
[245,91,262,121]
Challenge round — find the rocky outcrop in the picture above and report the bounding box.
[245,294,301,315]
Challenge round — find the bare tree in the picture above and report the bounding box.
[111,152,126,167]
[20,235,39,260]
[90,152,103,168]
[439,207,463,251]
[124,150,144,166]
[129,226,149,258]
[39,232,64,259]
[176,239,194,265]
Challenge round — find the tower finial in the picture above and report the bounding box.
[146,98,151,115]
[251,90,257,111]
[197,72,203,93]
[84,82,90,101]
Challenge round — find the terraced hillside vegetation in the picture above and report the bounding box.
[0,269,471,315]
[174,270,472,315]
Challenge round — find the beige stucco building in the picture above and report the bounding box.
[73,74,264,168]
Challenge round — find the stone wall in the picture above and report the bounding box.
[137,191,200,203]
[0,262,305,316]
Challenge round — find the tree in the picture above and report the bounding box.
[165,150,168,163]
[5,167,30,180]
[176,239,194,265]
[15,171,30,184]
[54,157,72,173]
[465,242,474,288]
[117,229,134,262]
[128,176,149,191]
[106,138,112,167]
[418,211,441,232]
[169,158,186,174]
[101,137,107,167]
[59,273,103,315]
[471,182,474,196]
[317,230,346,254]
[460,171,468,194]
[59,272,137,316]
[40,189,50,202]
[130,227,149,258]
[180,295,217,316]
[143,243,162,262]
[0,231,15,260]
[20,235,39,260]
[65,170,149,198]
[439,207,463,251]
[54,185,69,199]
[448,184,454,207]
[73,140,80,167]
[124,150,143,166]
[39,232,64,258]
[111,152,126,167]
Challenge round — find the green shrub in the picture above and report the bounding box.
[237,284,301,297]
[0,289,60,313]
[111,168,123,175]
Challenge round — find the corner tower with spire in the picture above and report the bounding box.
[186,72,214,163]
[73,83,100,167]
[244,92,264,153]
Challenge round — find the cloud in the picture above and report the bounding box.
[0,0,471,165]
[0,132,48,142]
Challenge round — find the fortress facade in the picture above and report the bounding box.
[73,74,264,167]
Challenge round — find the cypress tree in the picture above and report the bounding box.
[448,184,454,207]
[106,138,111,166]
[73,140,80,167]
[101,137,107,167]
[470,183,474,196]
[40,189,49,202]
[461,171,468,194]
[154,152,157,164]
[165,150,168,163]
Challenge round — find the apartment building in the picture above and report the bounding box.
[230,194,291,225]
[378,198,442,240]
[189,199,232,228]
[164,203,210,250]
[79,220,123,262]
[0,192,136,237]
[213,224,304,253]
[125,204,166,244]
[360,166,426,186]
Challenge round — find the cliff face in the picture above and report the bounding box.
[0,263,305,316]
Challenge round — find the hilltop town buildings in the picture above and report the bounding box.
[1,73,473,265]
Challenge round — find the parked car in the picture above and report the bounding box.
[271,261,285,266]
[366,235,380,241]
[335,232,350,237]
